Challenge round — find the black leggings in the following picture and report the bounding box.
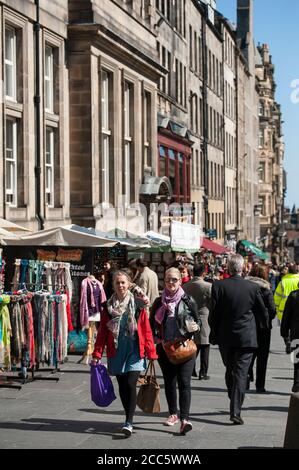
[157,343,195,421]
[116,371,140,424]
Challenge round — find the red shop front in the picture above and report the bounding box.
[158,128,192,205]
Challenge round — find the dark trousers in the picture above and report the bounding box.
[248,329,271,390]
[219,346,254,418]
[157,343,195,421]
[196,344,210,376]
[294,361,299,389]
[116,371,140,424]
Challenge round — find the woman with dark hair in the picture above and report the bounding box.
[247,264,276,392]
[92,270,157,437]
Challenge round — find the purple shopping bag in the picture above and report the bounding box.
[90,363,116,407]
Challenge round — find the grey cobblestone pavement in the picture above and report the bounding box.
[0,324,293,449]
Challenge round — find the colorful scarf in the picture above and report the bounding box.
[155,286,185,324]
[107,291,138,348]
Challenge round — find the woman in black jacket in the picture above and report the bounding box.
[247,264,276,392]
[150,267,201,435]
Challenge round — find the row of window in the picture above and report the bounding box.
[157,42,187,108]
[156,0,186,37]
[224,30,235,71]
[208,106,223,148]
[224,81,235,120]
[226,186,237,225]
[4,24,57,207]
[5,26,55,113]
[5,118,55,207]
[209,162,224,199]
[101,70,152,204]
[189,25,202,77]
[259,128,275,150]
[208,49,222,97]
[225,132,236,168]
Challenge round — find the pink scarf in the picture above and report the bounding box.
[155,286,185,324]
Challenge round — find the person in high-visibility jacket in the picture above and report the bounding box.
[274,265,299,321]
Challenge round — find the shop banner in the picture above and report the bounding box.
[171,221,200,252]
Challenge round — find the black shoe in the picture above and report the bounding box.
[230,415,244,425]
[202,375,210,380]
[192,368,198,378]
[292,385,299,393]
[256,388,267,394]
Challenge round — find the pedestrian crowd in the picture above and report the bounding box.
[91,254,299,437]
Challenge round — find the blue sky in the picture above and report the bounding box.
[217,0,299,209]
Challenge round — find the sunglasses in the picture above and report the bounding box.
[165,277,180,283]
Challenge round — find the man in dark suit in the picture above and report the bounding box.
[209,254,269,425]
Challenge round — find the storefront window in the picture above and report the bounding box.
[168,149,176,195]
[178,152,184,198]
[158,139,191,203]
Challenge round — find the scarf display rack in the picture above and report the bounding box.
[0,267,73,389]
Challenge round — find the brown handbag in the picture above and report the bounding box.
[137,361,161,413]
[162,338,197,365]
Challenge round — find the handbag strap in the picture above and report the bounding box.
[144,360,156,380]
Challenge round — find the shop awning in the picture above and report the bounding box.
[200,237,232,255]
[1,225,119,248]
[239,240,269,261]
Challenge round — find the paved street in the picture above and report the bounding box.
[0,324,293,449]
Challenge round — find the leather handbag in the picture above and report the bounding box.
[137,361,161,413]
[162,338,197,365]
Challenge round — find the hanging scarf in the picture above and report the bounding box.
[106,291,138,349]
[155,286,185,325]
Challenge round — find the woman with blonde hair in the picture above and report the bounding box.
[150,267,201,435]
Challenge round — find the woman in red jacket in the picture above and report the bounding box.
[92,270,158,437]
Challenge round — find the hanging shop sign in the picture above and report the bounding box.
[171,221,200,252]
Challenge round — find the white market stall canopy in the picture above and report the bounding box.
[1,225,120,248]
[0,227,19,245]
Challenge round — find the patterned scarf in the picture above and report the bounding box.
[155,286,185,324]
[107,291,138,348]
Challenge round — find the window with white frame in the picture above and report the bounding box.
[45,127,55,207]
[5,26,17,101]
[45,45,54,113]
[124,81,133,204]
[101,70,112,203]
[5,118,17,205]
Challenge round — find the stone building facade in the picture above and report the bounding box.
[0,0,70,231]
[68,0,162,233]
[0,0,284,248]
[256,43,285,253]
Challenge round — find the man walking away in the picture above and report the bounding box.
[183,263,211,380]
[135,259,159,306]
[209,254,269,425]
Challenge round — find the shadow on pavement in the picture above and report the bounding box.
[191,387,228,393]
[243,406,288,412]
[246,390,291,397]
[78,408,168,418]
[0,417,180,439]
